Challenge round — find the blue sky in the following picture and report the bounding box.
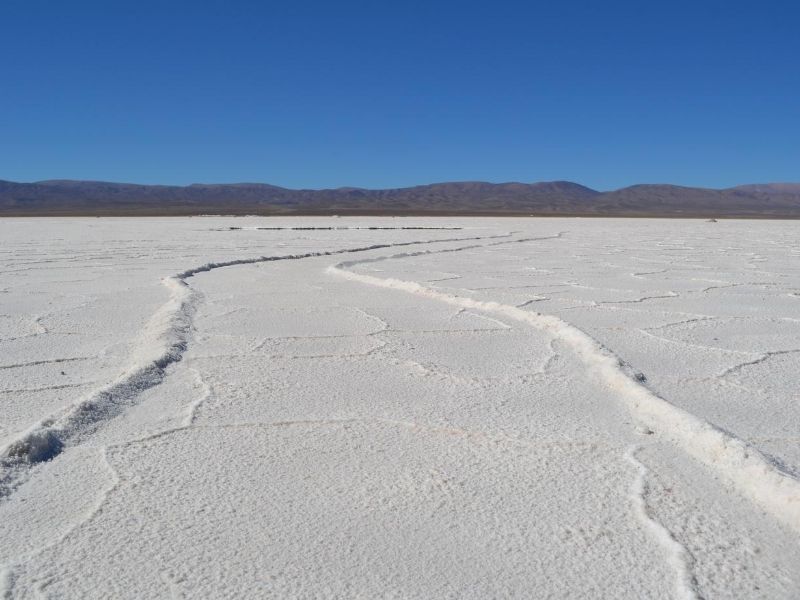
[1,0,798,190]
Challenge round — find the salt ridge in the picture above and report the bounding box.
[328,240,800,532]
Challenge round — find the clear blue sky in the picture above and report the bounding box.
[1,0,798,190]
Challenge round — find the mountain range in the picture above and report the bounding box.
[1,179,799,217]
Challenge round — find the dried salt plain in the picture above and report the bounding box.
[1,216,799,599]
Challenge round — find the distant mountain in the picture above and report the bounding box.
[0,179,798,217]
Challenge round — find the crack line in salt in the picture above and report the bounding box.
[0,232,507,499]
[624,445,701,600]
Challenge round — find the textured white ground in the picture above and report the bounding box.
[0,217,798,599]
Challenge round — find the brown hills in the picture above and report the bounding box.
[0,179,798,217]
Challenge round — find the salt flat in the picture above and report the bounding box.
[0,217,798,598]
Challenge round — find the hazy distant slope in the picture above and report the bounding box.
[730,183,800,198]
[0,178,798,216]
[596,184,800,216]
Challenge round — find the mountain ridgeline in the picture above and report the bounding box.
[1,179,799,217]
